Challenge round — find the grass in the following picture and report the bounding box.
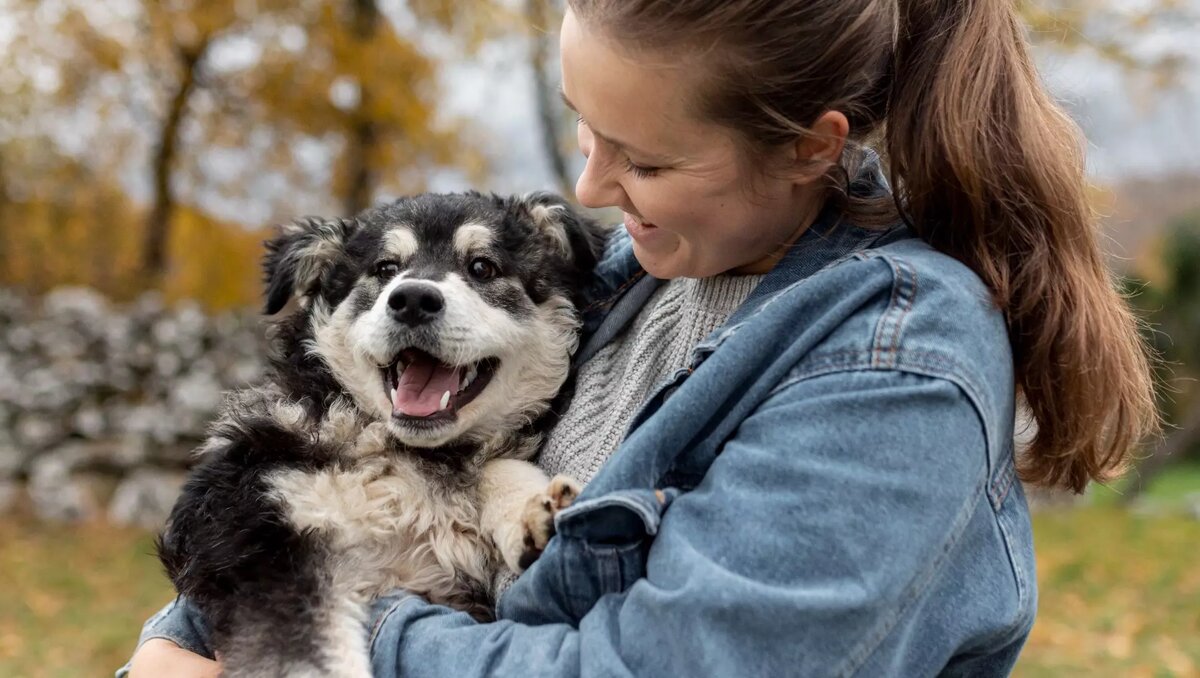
[1089,460,1200,509]
[0,514,173,678]
[0,479,1197,677]
[1020,506,1200,677]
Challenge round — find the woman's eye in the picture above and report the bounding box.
[374,261,401,279]
[624,158,660,179]
[468,258,498,281]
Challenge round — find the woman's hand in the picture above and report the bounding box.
[127,638,221,678]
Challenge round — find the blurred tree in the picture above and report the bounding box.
[1022,0,1190,80]
[0,0,502,292]
[1122,212,1200,498]
[237,0,487,218]
[527,0,573,198]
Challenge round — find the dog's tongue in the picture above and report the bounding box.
[393,353,461,417]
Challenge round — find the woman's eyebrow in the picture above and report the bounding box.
[559,88,666,162]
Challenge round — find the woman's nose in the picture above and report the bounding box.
[575,151,624,209]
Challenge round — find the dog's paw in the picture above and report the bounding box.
[515,475,581,572]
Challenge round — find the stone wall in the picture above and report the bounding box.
[0,288,268,528]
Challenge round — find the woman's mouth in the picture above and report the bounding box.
[624,212,659,240]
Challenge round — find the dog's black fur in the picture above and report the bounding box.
[156,192,604,676]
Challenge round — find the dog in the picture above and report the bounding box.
[156,191,605,677]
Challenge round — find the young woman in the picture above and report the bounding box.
[122,1,1157,675]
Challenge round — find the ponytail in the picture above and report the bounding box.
[885,0,1158,492]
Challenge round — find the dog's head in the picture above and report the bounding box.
[263,192,605,451]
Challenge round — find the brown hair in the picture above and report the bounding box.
[569,0,1158,493]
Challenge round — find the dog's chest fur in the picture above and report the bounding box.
[263,413,499,612]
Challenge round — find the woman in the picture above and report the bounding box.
[122,1,1157,675]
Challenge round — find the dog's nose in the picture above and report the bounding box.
[388,283,444,326]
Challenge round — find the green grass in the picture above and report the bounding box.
[0,513,174,678]
[1090,460,1200,508]
[1019,506,1200,677]
[0,484,1197,676]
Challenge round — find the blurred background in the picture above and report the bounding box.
[0,0,1197,675]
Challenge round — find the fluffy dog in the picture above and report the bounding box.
[157,192,604,677]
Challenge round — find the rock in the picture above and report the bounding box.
[14,412,66,450]
[108,469,185,529]
[0,436,27,477]
[28,447,99,522]
[0,287,269,522]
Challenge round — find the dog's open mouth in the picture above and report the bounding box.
[381,348,498,421]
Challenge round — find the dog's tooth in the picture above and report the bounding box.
[439,390,451,410]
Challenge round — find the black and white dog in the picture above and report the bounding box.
[157,192,605,677]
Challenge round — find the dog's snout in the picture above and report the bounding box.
[388,283,444,326]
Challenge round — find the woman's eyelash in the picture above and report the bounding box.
[575,114,660,178]
[623,158,660,179]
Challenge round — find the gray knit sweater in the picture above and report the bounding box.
[539,273,765,484]
[494,273,764,597]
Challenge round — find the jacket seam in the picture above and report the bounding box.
[582,269,646,315]
[769,350,987,410]
[871,256,919,369]
[768,350,1005,508]
[992,491,1031,614]
[837,474,988,677]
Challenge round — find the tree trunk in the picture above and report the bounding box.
[1120,400,1200,503]
[528,0,573,197]
[141,40,208,282]
[343,0,381,217]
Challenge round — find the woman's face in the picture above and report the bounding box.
[559,9,822,279]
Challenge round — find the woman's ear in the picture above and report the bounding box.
[789,110,850,184]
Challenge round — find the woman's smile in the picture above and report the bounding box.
[622,212,663,245]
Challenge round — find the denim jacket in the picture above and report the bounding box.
[119,155,1036,677]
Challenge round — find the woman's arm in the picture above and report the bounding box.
[366,369,1003,677]
[122,369,1007,677]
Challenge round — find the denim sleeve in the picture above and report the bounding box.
[368,369,993,677]
[114,596,215,678]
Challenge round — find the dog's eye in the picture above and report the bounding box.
[468,258,498,281]
[375,261,401,279]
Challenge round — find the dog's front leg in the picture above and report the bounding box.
[478,459,579,573]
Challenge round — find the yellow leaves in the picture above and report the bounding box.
[0,182,267,311]
[163,207,271,311]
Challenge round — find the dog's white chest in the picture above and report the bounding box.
[265,458,491,600]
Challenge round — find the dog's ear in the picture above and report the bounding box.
[262,217,358,315]
[510,192,608,274]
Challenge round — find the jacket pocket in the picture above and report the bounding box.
[552,488,679,620]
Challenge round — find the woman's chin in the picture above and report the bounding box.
[631,240,719,280]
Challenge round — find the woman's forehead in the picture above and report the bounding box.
[559,8,715,160]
